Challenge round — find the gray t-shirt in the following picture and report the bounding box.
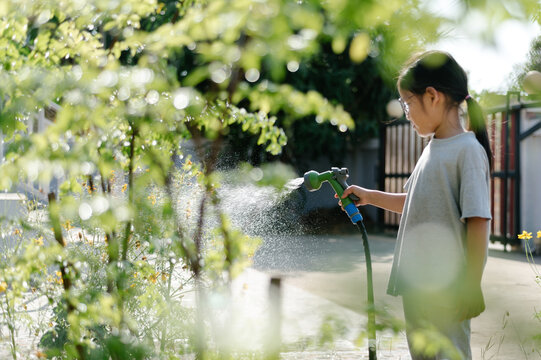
[387,132,492,296]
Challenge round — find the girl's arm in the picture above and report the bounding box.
[465,216,490,284]
[340,186,406,214]
[459,216,490,320]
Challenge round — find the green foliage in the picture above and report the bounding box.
[317,315,347,348]
[511,35,541,94]
[1,0,539,358]
[409,326,463,360]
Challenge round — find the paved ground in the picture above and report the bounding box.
[252,232,541,359]
[3,232,540,359]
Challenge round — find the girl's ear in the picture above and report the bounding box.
[424,86,440,105]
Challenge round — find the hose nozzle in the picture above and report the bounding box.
[302,167,362,224]
[303,170,323,191]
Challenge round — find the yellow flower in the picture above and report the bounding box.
[121,184,128,193]
[34,236,44,246]
[148,273,158,284]
[537,231,541,239]
[63,220,73,231]
[0,281,7,293]
[518,231,533,240]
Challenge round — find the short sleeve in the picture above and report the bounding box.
[459,148,492,222]
[404,176,412,191]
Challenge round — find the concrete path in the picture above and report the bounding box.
[253,232,541,359]
[3,232,539,359]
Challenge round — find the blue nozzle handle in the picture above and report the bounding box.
[344,203,363,224]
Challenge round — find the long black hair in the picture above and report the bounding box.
[398,50,493,170]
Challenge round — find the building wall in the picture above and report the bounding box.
[521,108,541,237]
[300,138,380,223]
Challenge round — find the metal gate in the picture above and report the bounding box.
[377,119,428,228]
[378,97,541,246]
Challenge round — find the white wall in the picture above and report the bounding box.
[521,108,541,235]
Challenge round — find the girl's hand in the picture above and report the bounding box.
[456,280,485,321]
[335,185,371,208]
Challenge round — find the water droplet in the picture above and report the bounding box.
[36,9,51,25]
[173,88,191,109]
[132,68,154,85]
[114,206,130,221]
[72,65,83,81]
[145,90,159,105]
[65,89,83,104]
[287,61,299,72]
[79,203,92,220]
[97,70,118,87]
[386,99,403,118]
[339,124,348,132]
[92,196,109,215]
[250,167,264,181]
[210,65,228,84]
[118,86,131,101]
[287,34,307,51]
[245,68,260,83]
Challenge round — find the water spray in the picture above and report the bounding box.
[303,167,377,360]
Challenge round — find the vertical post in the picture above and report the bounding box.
[267,277,282,360]
[489,114,495,237]
[504,91,521,247]
[514,105,522,243]
[502,96,510,247]
[38,108,46,133]
[377,124,386,228]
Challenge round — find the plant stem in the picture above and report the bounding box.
[3,291,17,360]
[48,193,86,360]
[159,261,175,352]
[122,122,136,262]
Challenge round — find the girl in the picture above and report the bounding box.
[341,51,492,359]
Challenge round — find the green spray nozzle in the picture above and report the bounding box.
[303,167,362,224]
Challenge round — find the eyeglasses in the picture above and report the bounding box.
[398,97,412,118]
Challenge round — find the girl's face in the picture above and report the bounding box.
[398,88,442,138]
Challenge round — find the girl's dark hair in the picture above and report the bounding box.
[398,50,493,170]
